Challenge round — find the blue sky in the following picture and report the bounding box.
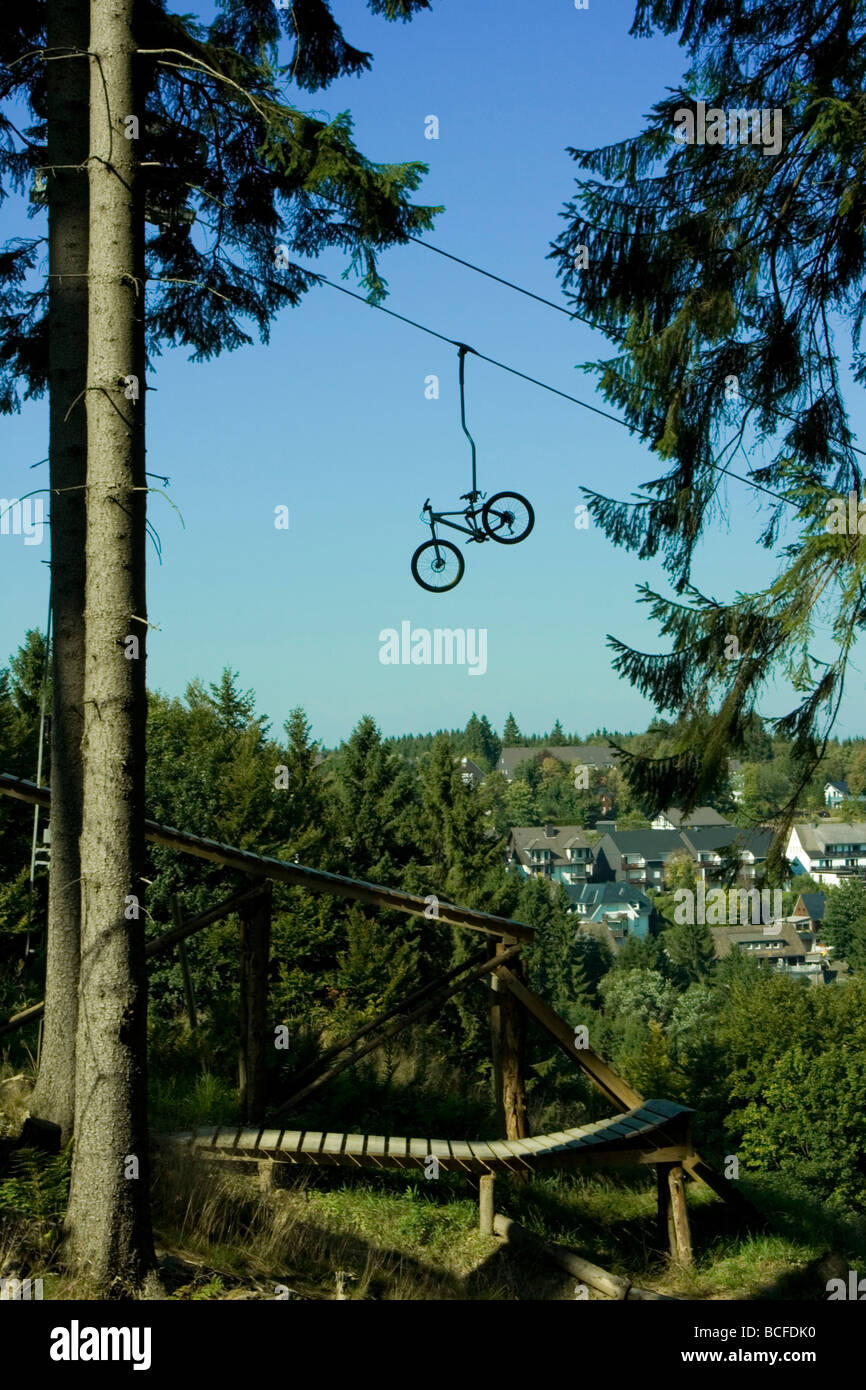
[2,0,865,748]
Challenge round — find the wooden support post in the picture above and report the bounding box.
[657,1162,676,1257]
[668,1163,693,1266]
[658,1162,693,1265]
[495,943,528,1143]
[170,896,198,1032]
[479,1174,495,1235]
[238,881,272,1123]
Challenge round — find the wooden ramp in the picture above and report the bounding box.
[170,1098,693,1176]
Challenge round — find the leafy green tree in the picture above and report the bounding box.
[553,0,866,862]
[664,850,696,892]
[598,967,676,1027]
[517,876,586,1016]
[738,1045,866,1210]
[846,744,866,797]
[822,880,866,964]
[548,719,567,747]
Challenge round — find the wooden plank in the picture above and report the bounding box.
[322,1133,346,1156]
[1,773,537,941]
[212,1128,242,1151]
[256,1130,283,1153]
[300,1132,324,1154]
[343,1134,367,1157]
[408,1138,430,1160]
[235,1128,264,1151]
[428,1139,451,1161]
[365,1135,387,1158]
[468,1141,499,1167]
[278,1131,304,1154]
[387,1137,409,1160]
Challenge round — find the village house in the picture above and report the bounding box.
[506,824,593,887]
[651,806,731,830]
[497,743,618,781]
[786,822,866,885]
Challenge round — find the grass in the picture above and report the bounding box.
[4,1054,865,1301]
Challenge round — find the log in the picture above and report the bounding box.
[493,1213,678,1300]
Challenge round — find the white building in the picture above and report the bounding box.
[786,822,866,886]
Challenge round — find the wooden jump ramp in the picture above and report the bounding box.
[0,771,758,1266]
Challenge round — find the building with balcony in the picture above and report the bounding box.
[506,824,593,886]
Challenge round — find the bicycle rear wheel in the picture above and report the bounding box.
[481,492,534,544]
[411,538,465,592]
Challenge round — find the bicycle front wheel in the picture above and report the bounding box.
[411,539,465,592]
[481,492,534,544]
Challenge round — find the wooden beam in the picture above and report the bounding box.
[0,772,534,943]
[171,896,198,1032]
[271,943,523,1118]
[494,964,644,1110]
[683,1152,769,1227]
[496,944,527,1142]
[0,882,266,1038]
[284,949,488,1097]
[238,881,272,1122]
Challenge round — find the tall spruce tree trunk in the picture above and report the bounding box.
[63,0,154,1290]
[30,0,89,1144]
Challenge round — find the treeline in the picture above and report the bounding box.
[2,633,866,1213]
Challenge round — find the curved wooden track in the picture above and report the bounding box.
[170,1098,694,1176]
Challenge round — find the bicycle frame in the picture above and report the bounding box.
[422,504,485,543]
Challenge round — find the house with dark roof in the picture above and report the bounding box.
[790,892,826,933]
[592,825,772,889]
[652,806,731,830]
[570,882,652,942]
[825,779,849,808]
[458,757,485,788]
[592,830,684,889]
[506,824,593,887]
[678,827,773,884]
[497,744,619,781]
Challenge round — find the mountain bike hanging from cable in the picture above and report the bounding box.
[411,344,534,592]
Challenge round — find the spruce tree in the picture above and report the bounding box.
[552,0,866,866]
[502,712,521,745]
[1,0,439,1147]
